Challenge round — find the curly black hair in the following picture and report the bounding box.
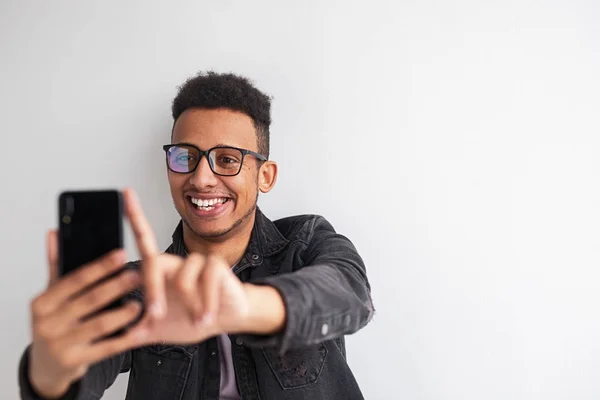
[171,71,272,158]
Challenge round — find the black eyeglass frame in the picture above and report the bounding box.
[162,143,268,176]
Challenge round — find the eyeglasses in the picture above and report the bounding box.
[162,143,267,176]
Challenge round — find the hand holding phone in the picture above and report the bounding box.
[27,189,149,399]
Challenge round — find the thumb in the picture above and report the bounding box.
[46,230,59,286]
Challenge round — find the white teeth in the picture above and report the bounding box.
[191,197,227,208]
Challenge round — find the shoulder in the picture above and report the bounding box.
[270,213,337,243]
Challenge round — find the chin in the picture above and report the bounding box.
[177,197,257,240]
[186,219,238,239]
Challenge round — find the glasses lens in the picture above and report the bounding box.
[167,145,198,173]
[209,147,244,176]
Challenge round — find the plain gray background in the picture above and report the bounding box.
[2,1,600,399]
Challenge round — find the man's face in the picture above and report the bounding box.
[168,108,267,239]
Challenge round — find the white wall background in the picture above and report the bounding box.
[1,1,599,399]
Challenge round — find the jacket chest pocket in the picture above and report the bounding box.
[125,345,194,400]
[262,344,328,389]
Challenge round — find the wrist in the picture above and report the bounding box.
[28,349,72,400]
[238,283,286,335]
[30,375,71,400]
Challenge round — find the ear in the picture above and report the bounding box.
[258,161,278,193]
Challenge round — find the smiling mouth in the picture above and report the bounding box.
[188,196,230,211]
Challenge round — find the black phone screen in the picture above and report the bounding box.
[58,190,124,276]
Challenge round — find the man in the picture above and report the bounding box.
[18,71,374,399]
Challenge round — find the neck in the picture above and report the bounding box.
[182,213,256,267]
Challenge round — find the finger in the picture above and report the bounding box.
[123,188,165,318]
[123,188,159,259]
[72,318,149,367]
[31,249,126,319]
[47,230,59,287]
[198,256,225,326]
[50,270,141,337]
[58,301,143,345]
[144,253,181,319]
[174,253,206,325]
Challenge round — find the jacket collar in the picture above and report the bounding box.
[167,207,289,268]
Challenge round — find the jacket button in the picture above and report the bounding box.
[236,337,244,345]
[251,254,259,260]
[321,323,329,336]
[156,360,162,366]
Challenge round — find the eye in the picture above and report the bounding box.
[219,156,239,164]
[176,154,195,163]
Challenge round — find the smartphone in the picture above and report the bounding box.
[58,190,136,336]
[58,190,124,276]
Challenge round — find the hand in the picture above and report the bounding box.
[121,255,287,347]
[126,253,287,346]
[28,233,146,399]
[126,253,251,345]
[122,188,286,345]
[27,187,162,398]
[121,188,251,343]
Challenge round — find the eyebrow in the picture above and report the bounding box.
[173,142,236,149]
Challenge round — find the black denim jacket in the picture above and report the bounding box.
[19,208,374,399]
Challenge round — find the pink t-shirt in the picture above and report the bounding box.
[217,333,241,399]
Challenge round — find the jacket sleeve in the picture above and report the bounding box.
[241,216,374,353]
[18,345,131,400]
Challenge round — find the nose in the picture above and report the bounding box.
[189,155,219,188]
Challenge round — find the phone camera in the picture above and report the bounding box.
[65,195,75,216]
